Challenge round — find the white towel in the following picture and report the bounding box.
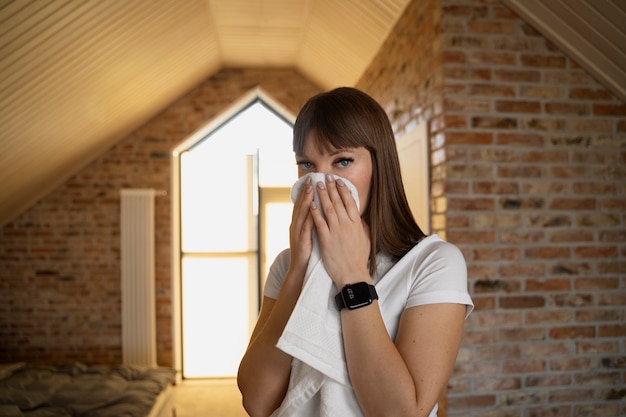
[273,172,361,416]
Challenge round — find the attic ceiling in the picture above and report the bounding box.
[1,0,625,228]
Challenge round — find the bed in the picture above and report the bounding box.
[0,362,176,417]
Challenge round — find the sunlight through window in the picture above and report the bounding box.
[180,101,296,378]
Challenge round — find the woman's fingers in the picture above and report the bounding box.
[314,175,358,224]
[335,178,360,221]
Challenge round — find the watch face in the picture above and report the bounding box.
[344,282,374,309]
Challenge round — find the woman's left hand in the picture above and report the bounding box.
[309,174,371,288]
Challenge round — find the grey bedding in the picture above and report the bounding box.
[0,362,176,417]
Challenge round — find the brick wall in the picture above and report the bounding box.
[0,68,321,366]
[359,0,626,415]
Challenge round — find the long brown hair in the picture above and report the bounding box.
[293,87,426,275]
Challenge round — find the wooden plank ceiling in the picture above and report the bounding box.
[0,0,625,227]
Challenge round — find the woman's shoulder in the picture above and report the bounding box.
[396,234,467,282]
[409,234,464,262]
[263,248,291,299]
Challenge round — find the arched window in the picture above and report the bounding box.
[172,88,297,378]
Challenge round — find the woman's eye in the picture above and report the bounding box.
[337,158,354,167]
[297,161,313,169]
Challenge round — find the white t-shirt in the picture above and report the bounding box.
[265,234,473,340]
[264,234,473,416]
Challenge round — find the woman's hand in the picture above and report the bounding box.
[310,174,371,288]
[288,175,316,281]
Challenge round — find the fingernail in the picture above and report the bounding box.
[326,173,334,182]
[317,181,325,190]
[305,184,313,193]
[311,201,318,209]
[336,178,345,187]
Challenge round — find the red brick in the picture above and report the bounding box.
[444,96,491,112]
[545,102,590,115]
[468,20,515,34]
[576,341,619,355]
[526,310,574,325]
[497,327,545,342]
[550,262,592,275]
[473,310,522,328]
[494,69,541,83]
[499,230,545,244]
[471,148,519,162]
[446,131,494,145]
[499,197,545,209]
[598,198,626,210]
[444,67,492,81]
[521,54,567,68]
[544,70,594,84]
[549,230,594,243]
[575,309,621,322]
[447,197,496,210]
[520,85,564,99]
[442,5,488,18]
[522,341,572,357]
[550,389,595,404]
[496,100,542,113]
[574,245,618,258]
[473,213,521,228]
[473,247,521,261]
[574,404,621,417]
[593,104,626,116]
[526,278,570,291]
[447,230,496,244]
[502,359,546,374]
[525,247,570,259]
[473,181,519,194]
[525,374,572,388]
[497,133,543,146]
[469,51,516,66]
[471,116,517,129]
[474,376,521,391]
[446,394,496,409]
[598,324,626,337]
[549,198,596,210]
[568,118,614,133]
[519,117,566,131]
[575,212,620,227]
[468,83,515,96]
[442,50,467,64]
[569,88,614,100]
[522,150,569,163]
[549,326,595,339]
[500,296,545,309]
[527,214,571,227]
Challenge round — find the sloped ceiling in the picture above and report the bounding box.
[1,0,625,228]
[502,0,626,102]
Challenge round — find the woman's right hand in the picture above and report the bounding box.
[287,175,315,281]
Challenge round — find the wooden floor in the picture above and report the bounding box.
[174,378,248,417]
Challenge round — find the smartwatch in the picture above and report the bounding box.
[335,282,378,310]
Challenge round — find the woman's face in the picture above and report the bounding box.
[296,132,372,215]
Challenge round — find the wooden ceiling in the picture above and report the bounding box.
[0,0,624,227]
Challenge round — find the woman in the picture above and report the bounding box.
[237,87,473,417]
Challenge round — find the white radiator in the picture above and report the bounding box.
[120,189,157,367]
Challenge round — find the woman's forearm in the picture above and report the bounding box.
[237,273,303,417]
[342,302,466,417]
[341,303,420,417]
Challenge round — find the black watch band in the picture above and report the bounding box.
[335,282,378,310]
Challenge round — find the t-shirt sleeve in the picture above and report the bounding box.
[263,248,291,300]
[405,238,474,318]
